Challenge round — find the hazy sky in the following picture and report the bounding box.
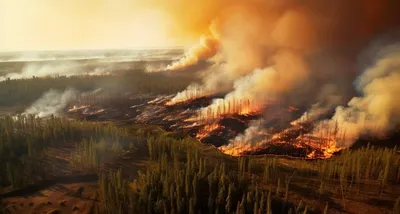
[0,0,197,51]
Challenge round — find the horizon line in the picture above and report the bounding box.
[0,46,186,54]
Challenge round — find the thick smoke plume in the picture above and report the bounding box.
[168,0,400,104]
[230,39,400,151]
[166,23,220,71]
[165,0,400,149]
[315,44,400,146]
[200,51,309,117]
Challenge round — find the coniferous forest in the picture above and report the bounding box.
[1,113,399,213]
[0,74,399,214]
[2,0,400,213]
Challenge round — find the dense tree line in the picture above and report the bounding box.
[97,131,400,214]
[0,71,194,107]
[1,113,399,213]
[70,138,124,170]
[0,114,134,192]
[312,145,400,209]
[98,134,303,214]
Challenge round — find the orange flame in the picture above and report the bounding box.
[219,122,344,159]
[288,106,299,112]
[68,105,90,113]
[198,99,265,122]
[196,123,224,140]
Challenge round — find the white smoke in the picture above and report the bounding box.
[293,84,343,123]
[24,88,78,118]
[222,36,400,151]
[313,44,400,146]
[219,119,269,155]
[0,61,124,82]
[1,63,80,81]
[199,51,310,116]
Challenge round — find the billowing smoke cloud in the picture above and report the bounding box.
[200,51,309,116]
[223,33,400,152]
[315,43,400,146]
[24,88,78,117]
[166,22,220,71]
[168,0,400,104]
[165,0,400,150]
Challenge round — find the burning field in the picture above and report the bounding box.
[2,1,400,213]
[21,0,400,160]
[65,93,346,159]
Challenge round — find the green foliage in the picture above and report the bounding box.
[98,134,297,214]
[70,138,124,170]
[1,111,398,213]
[0,114,135,191]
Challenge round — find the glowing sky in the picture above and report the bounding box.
[1,0,398,52]
[0,0,198,51]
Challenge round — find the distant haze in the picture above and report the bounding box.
[0,0,202,51]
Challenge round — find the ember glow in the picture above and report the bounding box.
[219,120,344,158]
[54,0,400,159]
[146,96,347,158]
[196,123,224,140]
[198,98,265,121]
[159,0,400,158]
[68,105,91,113]
[165,85,216,106]
[67,105,106,117]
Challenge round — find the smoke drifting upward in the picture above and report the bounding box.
[164,0,400,149]
[24,87,103,118]
[200,51,309,117]
[292,84,344,124]
[166,22,220,71]
[24,88,78,118]
[316,43,400,146]
[168,0,399,104]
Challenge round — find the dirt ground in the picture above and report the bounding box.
[3,182,101,214]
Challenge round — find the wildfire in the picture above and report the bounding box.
[322,139,343,158]
[288,106,299,112]
[300,136,343,158]
[220,142,255,156]
[165,85,216,106]
[82,108,106,116]
[238,105,264,116]
[221,135,343,159]
[306,151,316,158]
[67,104,106,117]
[68,105,90,113]
[152,92,346,159]
[218,120,344,159]
[66,91,348,159]
[148,95,174,105]
[196,123,224,140]
[198,98,265,121]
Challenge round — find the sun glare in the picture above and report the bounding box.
[128,10,174,48]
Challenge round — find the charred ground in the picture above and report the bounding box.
[0,73,399,214]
